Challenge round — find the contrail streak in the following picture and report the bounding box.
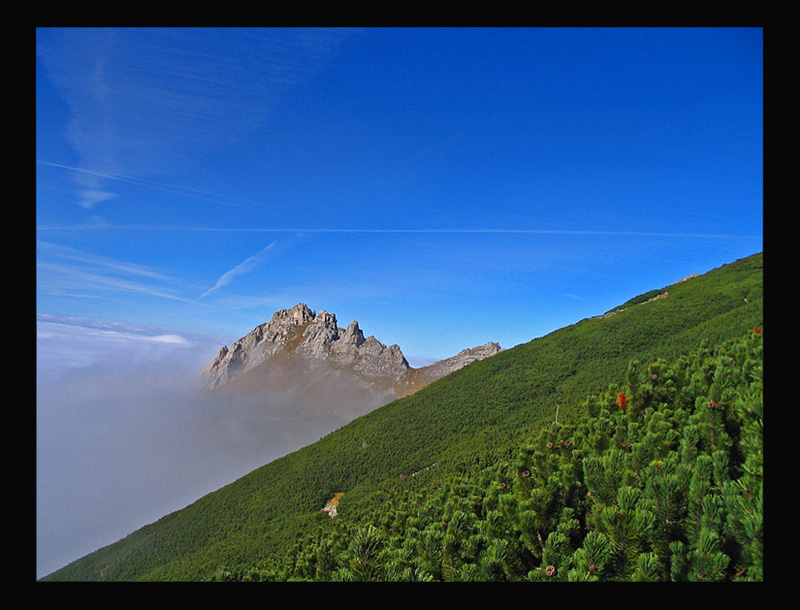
[36,225,762,240]
[36,159,270,213]
[198,241,278,300]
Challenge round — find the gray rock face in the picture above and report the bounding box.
[413,342,503,381]
[198,304,411,391]
[198,303,501,398]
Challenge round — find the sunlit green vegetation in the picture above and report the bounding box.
[41,253,762,581]
[224,328,762,581]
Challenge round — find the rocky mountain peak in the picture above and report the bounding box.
[197,304,501,399]
[398,341,503,395]
[198,304,410,391]
[282,302,316,323]
[340,320,365,347]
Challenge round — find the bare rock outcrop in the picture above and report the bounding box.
[197,304,501,400]
[198,304,410,392]
[397,341,503,396]
[414,342,502,382]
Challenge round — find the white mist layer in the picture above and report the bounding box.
[36,316,381,579]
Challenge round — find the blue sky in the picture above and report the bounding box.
[36,27,762,361]
[36,27,762,579]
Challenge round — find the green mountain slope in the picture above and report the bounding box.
[40,253,763,581]
[247,326,762,582]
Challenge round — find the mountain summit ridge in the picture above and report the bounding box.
[198,303,502,397]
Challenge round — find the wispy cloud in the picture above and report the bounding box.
[37,27,357,209]
[199,241,279,300]
[75,177,118,210]
[36,225,764,240]
[37,160,273,214]
[37,240,201,305]
[38,241,175,281]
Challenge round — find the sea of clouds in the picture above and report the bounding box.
[36,314,379,579]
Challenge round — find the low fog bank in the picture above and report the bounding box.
[36,316,387,579]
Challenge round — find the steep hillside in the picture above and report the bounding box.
[40,253,762,581]
[224,327,763,581]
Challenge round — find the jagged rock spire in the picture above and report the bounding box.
[197,304,501,396]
